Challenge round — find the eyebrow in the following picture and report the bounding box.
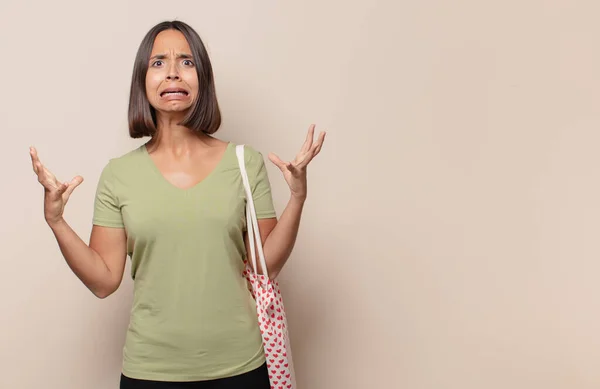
[150,53,193,60]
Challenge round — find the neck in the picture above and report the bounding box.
[147,113,211,155]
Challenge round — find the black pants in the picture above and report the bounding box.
[119,363,270,389]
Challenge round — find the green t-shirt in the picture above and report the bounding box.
[92,141,276,381]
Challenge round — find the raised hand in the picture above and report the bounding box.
[268,124,326,200]
[30,147,84,225]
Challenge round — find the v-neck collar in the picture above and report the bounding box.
[141,141,233,192]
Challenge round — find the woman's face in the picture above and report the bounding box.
[145,29,199,116]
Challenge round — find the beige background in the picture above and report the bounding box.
[2,0,600,388]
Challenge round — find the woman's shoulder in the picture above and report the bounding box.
[227,141,265,161]
[237,144,270,175]
[99,144,147,175]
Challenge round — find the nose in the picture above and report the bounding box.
[166,62,180,81]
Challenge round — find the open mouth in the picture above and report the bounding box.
[160,88,189,97]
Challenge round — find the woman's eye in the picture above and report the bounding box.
[183,60,194,66]
[152,60,163,67]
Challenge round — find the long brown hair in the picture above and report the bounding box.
[128,20,221,138]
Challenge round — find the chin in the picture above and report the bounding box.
[155,102,193,113]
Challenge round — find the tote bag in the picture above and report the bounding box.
[236,145,297,389]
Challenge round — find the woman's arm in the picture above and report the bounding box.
[245,195,305,279]
[245,124,325,279]
[50,221,128,299]
[30,147,127,298]
[262,196,305,278]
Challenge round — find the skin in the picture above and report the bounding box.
[29,29,325,298]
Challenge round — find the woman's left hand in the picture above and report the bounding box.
[268,124,326,200]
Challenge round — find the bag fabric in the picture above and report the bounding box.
[236,145,297,389]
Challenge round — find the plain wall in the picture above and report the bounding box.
[3,0,600,388]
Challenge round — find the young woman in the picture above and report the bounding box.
[29,20,325,389]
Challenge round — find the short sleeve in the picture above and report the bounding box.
[245,146,277,219]
[92,161,124,228]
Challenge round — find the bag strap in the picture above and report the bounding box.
[236,145,270,278]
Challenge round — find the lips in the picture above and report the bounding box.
[160,87,189,97]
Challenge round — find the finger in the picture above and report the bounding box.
[30,148,57,186]
[37,165,62,191]
[34,161,50,184]
[294,152,311,166]
[296,155,313,169]
[33,160,42,176]
[40,165,60,187]
[286,162,302,176]
[30,147,41,174]
[30,148,58,182]
[29,146,38,161]
[41,177,61,192]
[296,133,325,169]
[268,153,288,172]
[301,124,315,154]
[57,182,69,195]
[313,131,326,156]
[307,131,326,156]
[63,176,84,197]
[280,159,298,174]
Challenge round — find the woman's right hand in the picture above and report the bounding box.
[30,147,84,226]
